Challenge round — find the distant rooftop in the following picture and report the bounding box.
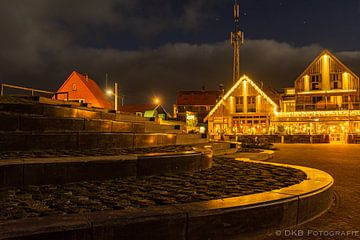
[176,90,222,106]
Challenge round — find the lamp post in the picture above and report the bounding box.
[114,82,118,111]
[106,82,119,111]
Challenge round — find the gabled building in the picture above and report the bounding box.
[56,71,112,109]
[173,90,222,123]
[288,49,359,112]
[205,75,278,136]
[205,49,360,143]
[274,50,360,142]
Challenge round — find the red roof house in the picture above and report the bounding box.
[176,90,222,106]
[56,71,112,109]
[174,90,222,122]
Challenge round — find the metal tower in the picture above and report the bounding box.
[231,0,244,83]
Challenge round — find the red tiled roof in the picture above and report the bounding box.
[176,91,222,106]
[56,71,112,109]
[74,72,112,109]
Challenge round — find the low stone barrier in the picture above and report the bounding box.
[0,151,212,187]
[0,159,333,240]
[235,134,330,144]
[347,134,360,144]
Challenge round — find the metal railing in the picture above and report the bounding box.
[0,83,69,100]
[294,102,360,111]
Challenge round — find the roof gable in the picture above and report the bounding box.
[295,49,360,83]
[57,71,112,109]
[204,75,277,122]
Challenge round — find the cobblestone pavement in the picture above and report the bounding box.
[0,145,195,160]
[0,157,306,221]
[256,144,360,240]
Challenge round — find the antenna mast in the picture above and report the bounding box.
[231,0,244,83]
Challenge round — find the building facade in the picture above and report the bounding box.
[56,71,112,109]
[274,50,360,143]
[174,90,222,123]
[205,50,360,143]
[204,76,278,136]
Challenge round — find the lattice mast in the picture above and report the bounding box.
[231,0,244,83]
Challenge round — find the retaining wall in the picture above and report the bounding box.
[0,151,212,187]
[0,159,333,240]
[235,134,330,144]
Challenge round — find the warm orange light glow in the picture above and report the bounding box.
[106,89,113,95]
[153,97,160,104]
[298,89,356,95]
[277,110,360,118]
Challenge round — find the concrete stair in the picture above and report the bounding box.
[0,102,207,151]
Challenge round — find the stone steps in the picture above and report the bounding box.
[0,111,181,134]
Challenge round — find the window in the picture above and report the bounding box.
[330,73,342,89]
[311,75,321,90]
[72,83,77,91]
[312,96,322,104]
[248,96,256,104]
[248,96,256,112]
[236,97,243,113]
[236,97,243,104]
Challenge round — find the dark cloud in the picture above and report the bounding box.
[0,1,360,112]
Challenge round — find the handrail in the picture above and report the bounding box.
[0,83,55,96]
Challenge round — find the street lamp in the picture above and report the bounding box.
[153,97,160,105]
[106,82,118,111]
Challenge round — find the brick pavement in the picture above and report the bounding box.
[0,157,305,221]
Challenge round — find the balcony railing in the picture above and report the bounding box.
[294,102,360,112]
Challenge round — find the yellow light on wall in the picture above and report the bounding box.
[323,54,328,61]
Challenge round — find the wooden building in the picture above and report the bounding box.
[56,71,112,109]
[205,75,278,136]
[205,49,360,143]
[274,50,360,143]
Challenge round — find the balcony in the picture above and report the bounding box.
[295,102,360,111]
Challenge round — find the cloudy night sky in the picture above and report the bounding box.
[0,0,360,109]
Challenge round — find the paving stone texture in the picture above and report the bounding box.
[0,156,305,222]
[256,144,360,240]
[0,145,194,160]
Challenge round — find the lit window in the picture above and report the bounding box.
[72,83,77,91]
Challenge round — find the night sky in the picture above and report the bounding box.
[0,0,360,110]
